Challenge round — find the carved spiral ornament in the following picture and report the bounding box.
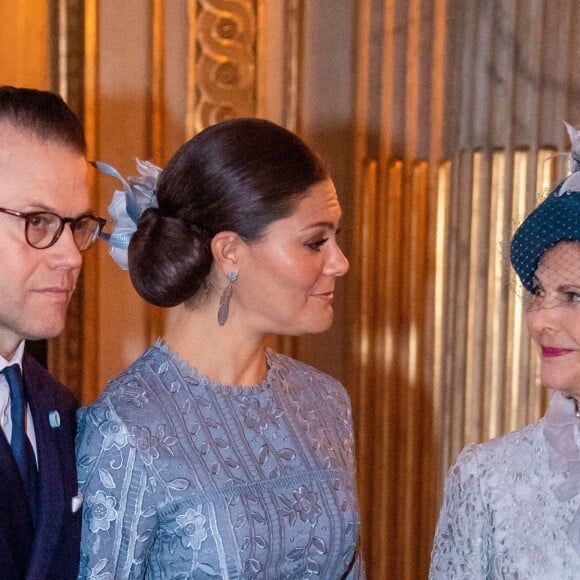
[195,0,256,129]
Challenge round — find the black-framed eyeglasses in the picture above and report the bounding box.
[0,207,106,251]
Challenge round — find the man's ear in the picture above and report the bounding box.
[211,231,240,275]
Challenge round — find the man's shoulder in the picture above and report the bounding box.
[22,353,78,408]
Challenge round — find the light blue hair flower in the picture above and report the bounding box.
[93,159,162,270]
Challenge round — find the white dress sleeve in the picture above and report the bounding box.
[429,444,491,579]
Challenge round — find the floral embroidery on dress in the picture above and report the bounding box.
[85,490,118,533]
[277,484,323,526]
[98,408,128,449]
[239,395,284,432]
[128,426,161,465]
[175,506,208,550]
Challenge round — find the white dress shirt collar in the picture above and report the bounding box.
[0,340,25,371]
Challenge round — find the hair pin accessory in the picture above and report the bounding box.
[92,159,162,270]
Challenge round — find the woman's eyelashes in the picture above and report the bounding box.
[306,237,329,251]
[305,227,342,251]
[563,289,580,303]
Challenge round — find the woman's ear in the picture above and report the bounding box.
[211,231,240,275]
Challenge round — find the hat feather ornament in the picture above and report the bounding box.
[557,121,580,195]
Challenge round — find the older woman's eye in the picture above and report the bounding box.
[566,291,580,302]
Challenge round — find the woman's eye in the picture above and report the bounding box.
[567,291,580,302]
[307,238,328,250]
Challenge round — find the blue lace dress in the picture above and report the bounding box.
[77,342,364,579]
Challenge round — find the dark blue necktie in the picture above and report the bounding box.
[3,364,38,519]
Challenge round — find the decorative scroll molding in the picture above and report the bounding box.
[193,0,257,132]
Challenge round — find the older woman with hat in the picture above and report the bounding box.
[430,123,580,579]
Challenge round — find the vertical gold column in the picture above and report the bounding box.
[502,151,525,432]
[349,158,378,570]
[185,0,196,139]
[484,151,507,439]
[145,0,167,343]
[432,161,450,470]
[402,162,430,579]
[46,0,100,402]
[368,159,402,572]
[281,0,303,132]
[80,0,99,403]
[464,152,487,443]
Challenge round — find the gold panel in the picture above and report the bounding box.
[186,0,198,138]
[484,150,507,439]
[504,150,527,432]
[368,158,402,572]
[281,0,303,131]
[349,158,378,569]
[46,0,95,401]
[464,152,484,443]
[449,152,474,457]
[352,157,436,578]
[433,160,450,472]
[400,161,430,578]
[194,0,257,131]
[357,158,378,432]
[147,0,167,342]
[0,1,49,87]
[151,0,165,164]
[80,0,99,404]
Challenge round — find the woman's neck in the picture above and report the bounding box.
[163,304,269,387]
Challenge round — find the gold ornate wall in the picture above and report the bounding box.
[6,1,580,578]
[348,1,580,577]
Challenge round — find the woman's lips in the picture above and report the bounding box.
[313,291,334,302]
[541,346,575,358]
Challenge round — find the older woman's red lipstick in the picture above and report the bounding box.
[541,346,574,358]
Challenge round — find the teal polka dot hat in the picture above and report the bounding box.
[510,122,580,292]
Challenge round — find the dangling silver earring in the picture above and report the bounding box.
[218,272,238,326]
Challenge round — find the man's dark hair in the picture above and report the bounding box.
[0,86,86,155]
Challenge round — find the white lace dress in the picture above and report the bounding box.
[430,392,580,579]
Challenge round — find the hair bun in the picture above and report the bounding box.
[128,208,212,307]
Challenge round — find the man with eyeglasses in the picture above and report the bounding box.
[0,86,106,579]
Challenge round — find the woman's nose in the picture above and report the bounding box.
[327,242,349,277]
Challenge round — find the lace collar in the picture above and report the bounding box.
[544,392,580,554]
[151,339,277,395]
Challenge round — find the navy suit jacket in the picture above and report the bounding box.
[0,354,81,580]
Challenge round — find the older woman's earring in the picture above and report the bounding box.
[218,272,238,326]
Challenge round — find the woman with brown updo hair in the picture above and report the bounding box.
[77,118,364,579]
